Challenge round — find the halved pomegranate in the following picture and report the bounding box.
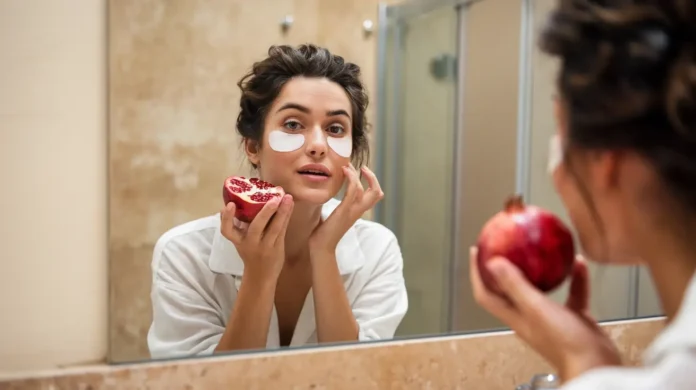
[222,176,285,223]
[476,194,576,294]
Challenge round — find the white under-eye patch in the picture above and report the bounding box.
[327,136,352,158]
[268,130,305,152]
[547,134,563,174]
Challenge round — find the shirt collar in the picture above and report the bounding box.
[644,270,696,364]
[208,198,366,276]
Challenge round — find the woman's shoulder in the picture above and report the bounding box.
[351,217,397,246]
[151,214,221,279]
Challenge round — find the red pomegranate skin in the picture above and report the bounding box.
[476,195,575,294]
[222,176,285,223]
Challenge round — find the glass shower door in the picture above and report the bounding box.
[376,1,459,337]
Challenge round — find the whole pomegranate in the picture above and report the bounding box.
[222,176,285,223]
[476,194,575,294]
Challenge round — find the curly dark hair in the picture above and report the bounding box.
[540,0,696,212]
[235,44,370,168]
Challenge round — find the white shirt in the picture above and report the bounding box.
[562,271,696,389]
[147,198,409,359]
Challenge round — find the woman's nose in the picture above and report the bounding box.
[306,127,327,157]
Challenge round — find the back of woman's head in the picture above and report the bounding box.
[540,0,696,212]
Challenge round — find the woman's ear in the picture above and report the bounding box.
[244,138,261,167]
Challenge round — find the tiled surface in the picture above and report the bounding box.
[0,317,664,390]
[108,0,396,362]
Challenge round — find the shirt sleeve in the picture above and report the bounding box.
[147,239,225,359]
[561,352,696,390]
[352,235,409,341]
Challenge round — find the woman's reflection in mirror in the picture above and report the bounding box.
[147,44,408,359]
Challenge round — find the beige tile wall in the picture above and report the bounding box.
[0,0,108,373]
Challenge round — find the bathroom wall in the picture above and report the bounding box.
[109,0,400,362]
[0,0,108,373]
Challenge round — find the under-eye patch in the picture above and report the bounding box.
[269,129,352,158]
[268,130,305,152]
[327,136,352,158]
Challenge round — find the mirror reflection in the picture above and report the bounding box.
[106,0,664,365]
[146,45,408,360]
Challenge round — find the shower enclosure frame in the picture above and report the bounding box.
[374,0,490,333]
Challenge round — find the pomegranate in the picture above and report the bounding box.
[476,194,575,294]
[222,176,285,223]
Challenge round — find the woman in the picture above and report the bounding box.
[147,44,408,358]
[472,1,696,388]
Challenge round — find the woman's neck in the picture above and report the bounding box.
[642,229,696,323]
[283,201,323,265]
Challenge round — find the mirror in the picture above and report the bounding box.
[107,0,664,365]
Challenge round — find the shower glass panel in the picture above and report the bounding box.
[376,1,458,337]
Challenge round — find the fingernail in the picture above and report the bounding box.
[486,260,507,279]
[282,195,292,204]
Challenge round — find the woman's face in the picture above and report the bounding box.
[550,99,642,264]
[245,76,353,204]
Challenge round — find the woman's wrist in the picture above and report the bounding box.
[309,246,336,263]
[242,267,281,290]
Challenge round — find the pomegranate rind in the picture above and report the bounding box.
[222,176,285,223]
[476,203,575,294]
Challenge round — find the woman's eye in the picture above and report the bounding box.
[284,121,302,131]
[328,125,344,135]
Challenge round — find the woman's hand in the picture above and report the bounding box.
[308,165,384,255]
[220,194,294,282]
[469,247,622,382]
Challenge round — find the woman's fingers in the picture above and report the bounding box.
[486,258,546,314]
[264,194,294,244]
[220,203,243,244]
[233,217,249,231]
[566,255,590,314]
[361,166,384,206]
[342,165,363,205]
[246,197,282,241]
[275,197,294,246]
[469,247,519,326]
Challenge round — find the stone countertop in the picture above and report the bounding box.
[0,317,665,390]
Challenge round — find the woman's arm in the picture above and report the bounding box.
[214,273,276,352]
[310,249,360,343]
[310,235,408,343]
